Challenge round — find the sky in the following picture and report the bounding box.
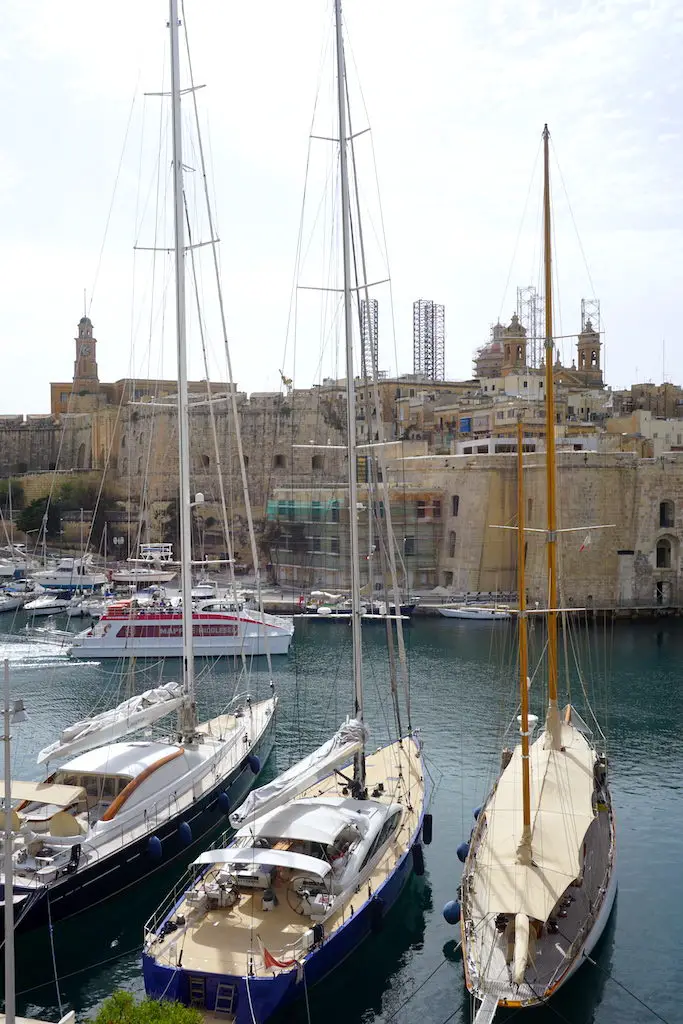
[1,0,682,414]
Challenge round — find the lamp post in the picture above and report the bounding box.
[3,659,28,1024]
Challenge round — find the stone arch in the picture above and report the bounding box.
[121,434,127,449]
[656,536,673,569]
[659,500,674,529]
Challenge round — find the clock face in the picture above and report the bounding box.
[80,344,92,357]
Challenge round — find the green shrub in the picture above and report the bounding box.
[89,990,202,1024]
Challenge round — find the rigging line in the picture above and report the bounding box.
[180,2,274,680]
[14,943,142,999]
[497,137,543,325]
[88,75,141,316]
[46,894,65,1016]
[583,950,674,1022]
[384,950,455,1021]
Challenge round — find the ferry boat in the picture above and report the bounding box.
[69,597,294,659]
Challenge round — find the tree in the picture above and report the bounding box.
[89,991,202,1024]
[16,497,61,539]
[0,479,25,512]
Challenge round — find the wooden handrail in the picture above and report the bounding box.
[101,748,185,821]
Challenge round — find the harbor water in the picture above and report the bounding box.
[1,612,681,1024]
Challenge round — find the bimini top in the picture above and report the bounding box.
[60,741,183,779]
[236,797,370,846]
[194,846,331,878]
[11,780,85,807]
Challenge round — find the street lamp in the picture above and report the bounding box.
[3,659,29,1024]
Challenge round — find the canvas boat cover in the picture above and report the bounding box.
[193,846,331,878]
[236,797,370,846]
[230,718,368,828]
[37,682,185,764]
[10,780,86,807]
[475,722,596,922]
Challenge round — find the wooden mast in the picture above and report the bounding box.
[542,124,562,749]
[516,418,533,862]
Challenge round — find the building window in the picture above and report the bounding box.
[452,495,459,516]
[202,454,210,468]
[417,500,426,519]
[311,501,322,521]
[404,536,415,556]
[443,571,453,587]
[523,380,528,388]
[660,500,674,529]
[449,531,456,558]
[496,411,504,421]
[527,498,533,521]
[656,538,672,569]
[330,536,340,555]
[121,435,127,449]
[432,499,441,519]
[330,502,340,523]
[311,454,323,471]
[273,454,286,469]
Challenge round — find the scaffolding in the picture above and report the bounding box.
[581,297,601,334]
[413,299,445,381]
[516,285,545,368]
[360,298,379,377]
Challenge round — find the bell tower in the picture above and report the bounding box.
[74,316,99,384]
[576,319,602,384]
[501,312,527,375]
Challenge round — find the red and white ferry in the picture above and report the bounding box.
[69,597,294,659]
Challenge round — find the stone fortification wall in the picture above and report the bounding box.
[387,451,683,606]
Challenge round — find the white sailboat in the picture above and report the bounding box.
[459,126,616,1017]
[0,13,277,937]
[142,5,430,1020]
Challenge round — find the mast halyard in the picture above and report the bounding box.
[516,418,533,864]
[542,124,561,750]
[334,0,365,794]
[169,0,196,737]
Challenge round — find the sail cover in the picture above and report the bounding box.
[37,682,185,764]
[475,722,596,922]
[230,718,368,828]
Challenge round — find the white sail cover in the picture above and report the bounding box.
[230,718,368,828]
[37,682,185,764]
[475,722,596,922]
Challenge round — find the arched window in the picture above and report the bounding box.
[451,494,459,517]
[448,531,456,558]
[121,458,128,475]
[121,435,127,449]
[202,454,211,468]
[273,454,286,469]
[311,454,323,471]
[660,500,674,529]
[137,456,143,475]
[656,538,672,569]
[243,455,249,468]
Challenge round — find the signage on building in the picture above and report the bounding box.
[473,415,490,431]
[459,417,472,433]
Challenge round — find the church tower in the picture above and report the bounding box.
[576,319,602,384]
[74,316,99,385]
[501,312,527,375]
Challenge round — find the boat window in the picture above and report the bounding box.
[360,810,402,871]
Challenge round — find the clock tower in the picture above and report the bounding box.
[74,316,99,385]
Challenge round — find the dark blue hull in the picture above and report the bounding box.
[1,716,275,938]
[143,741,429,1024]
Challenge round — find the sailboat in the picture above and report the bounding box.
[142,4,429,1020]
[0,7,277,936]
[459,126,616,1018]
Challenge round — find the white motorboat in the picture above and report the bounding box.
[69,596,294,658]
[0,578,43,613]
[112,543,177,586]
[24,593,73,617]
[438,605,512,621]
[32,556,108,592]
[66,594,112,619]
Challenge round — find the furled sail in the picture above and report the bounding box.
[230,718,368,828]
[37,682,186,764]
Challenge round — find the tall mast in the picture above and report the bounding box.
[542,124,561,749]
[169,0,196,733]
[516,418,532,863]
[334,0,365,792]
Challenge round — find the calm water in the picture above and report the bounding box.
[1,612,681,1024]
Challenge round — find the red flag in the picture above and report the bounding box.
[261,942,297,970]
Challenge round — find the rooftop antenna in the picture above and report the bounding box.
[83,287,87,318]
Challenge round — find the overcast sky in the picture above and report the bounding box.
[1,0,681,414]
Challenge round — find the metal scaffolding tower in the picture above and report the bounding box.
[360,298,379,377]
[412,299,445,381]
[581,297,601,333]
[516,285,544,368]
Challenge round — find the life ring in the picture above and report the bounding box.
[298,595,306,608]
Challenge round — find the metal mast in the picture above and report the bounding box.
[542,125,561,750]
[334,0,365,792]
[169,0,196,734]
